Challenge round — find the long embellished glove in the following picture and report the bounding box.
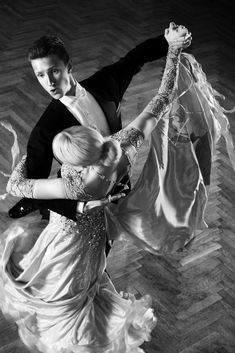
[143,46,181,120]
[111,127,144,151]
[111,127,145,167]
[6,155,35,198]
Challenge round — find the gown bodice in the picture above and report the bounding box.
[60,127,144,203]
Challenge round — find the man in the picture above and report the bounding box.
[9,22,191,220]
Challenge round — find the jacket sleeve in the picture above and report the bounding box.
[33,198,78,221]
[27,125,54,179]
[25,110,78,220]
[97,34,168,103]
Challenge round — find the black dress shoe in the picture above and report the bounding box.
[8,198,38,218]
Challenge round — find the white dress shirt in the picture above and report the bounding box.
[60,81,111,214]
[60,82,110,136]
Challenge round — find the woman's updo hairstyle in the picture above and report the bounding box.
[52,126,121,167]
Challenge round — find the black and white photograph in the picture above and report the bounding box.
[0,1,234,352]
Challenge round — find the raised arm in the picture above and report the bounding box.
[127,46,181,139]
[126,26,191,139]
[82,23,188,106]
[98,34,168,103]
[106,43,183,179]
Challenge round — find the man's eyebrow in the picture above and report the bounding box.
[35,65,57,74]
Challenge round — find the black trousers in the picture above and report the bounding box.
[191,132,212,186]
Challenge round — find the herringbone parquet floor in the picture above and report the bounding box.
[0,0,234,352]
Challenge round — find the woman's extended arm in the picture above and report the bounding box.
[6,155,68,199]
[126,45,181,139]
[125,27,191,139]
[6,155,125,214]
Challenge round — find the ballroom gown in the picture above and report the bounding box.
[0,126,156,353]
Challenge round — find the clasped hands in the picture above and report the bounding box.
[165,21,192,50]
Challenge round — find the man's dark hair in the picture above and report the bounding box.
[27,35,70,65]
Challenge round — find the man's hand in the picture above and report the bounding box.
[76,193,125,218]
[165,22,192,50]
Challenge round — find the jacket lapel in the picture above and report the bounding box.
[85,90,122,134]
[52,89,122,134]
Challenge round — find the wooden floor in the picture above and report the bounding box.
[0,0,235,352]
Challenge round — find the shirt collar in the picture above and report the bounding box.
[60,81,86,106]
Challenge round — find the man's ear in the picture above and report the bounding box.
[67,60,73,73]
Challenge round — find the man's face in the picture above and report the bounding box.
[31,55,73,99]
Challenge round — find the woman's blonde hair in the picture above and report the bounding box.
[52,126,121,167]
